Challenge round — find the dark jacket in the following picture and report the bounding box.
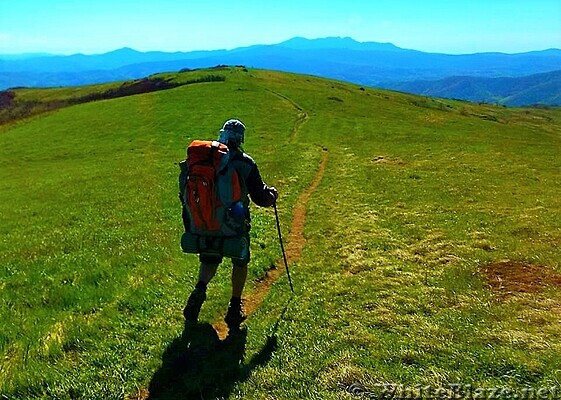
[229,147,276,208]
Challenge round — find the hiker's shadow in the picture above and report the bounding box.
[148,322,277,399]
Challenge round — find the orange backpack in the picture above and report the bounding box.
[179,140,244,236]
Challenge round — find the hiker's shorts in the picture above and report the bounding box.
[199,234,250,267]
[199,253,248,268]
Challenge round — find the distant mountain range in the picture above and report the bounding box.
[385,70,561,107]
[1,37,560,106]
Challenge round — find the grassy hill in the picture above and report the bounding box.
[1,67,561,399]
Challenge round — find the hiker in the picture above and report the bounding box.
[179,119,278,329]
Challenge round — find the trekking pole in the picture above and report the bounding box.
[273,202,294,293]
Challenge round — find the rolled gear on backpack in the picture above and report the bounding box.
[179,140,249,261]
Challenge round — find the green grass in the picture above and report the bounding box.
[1,67,561,399]
[1,70,226,126]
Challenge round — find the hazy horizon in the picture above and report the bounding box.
[1,0,560,56]
[1,35,561,58]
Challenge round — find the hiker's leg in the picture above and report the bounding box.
[231,261,248,299]
[196,254,222,287]
[226,259,249,329]
[231,235,250,299]
[225,235,250,329]
[184,254,222,322]
[198,262,219,285]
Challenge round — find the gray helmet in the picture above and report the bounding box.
[218,119,245,146]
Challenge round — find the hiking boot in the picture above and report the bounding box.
[224,301,247,330]
[183,287,206,323]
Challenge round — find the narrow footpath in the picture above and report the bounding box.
[212,149,328,339]
[212,90,325,339]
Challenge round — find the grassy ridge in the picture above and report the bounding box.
[0,71,226,124]
[1,67,560,399]
[239,72,561,397]
[250,88,561,396]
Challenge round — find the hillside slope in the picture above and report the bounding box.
[1,68,561,399]
[386,69,561,106]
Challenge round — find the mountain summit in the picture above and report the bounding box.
[278,36,404,52]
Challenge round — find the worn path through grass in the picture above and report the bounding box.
[210,88,325,339]
[212,149,329,339]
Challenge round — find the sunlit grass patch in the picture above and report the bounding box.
[1,67,561,398]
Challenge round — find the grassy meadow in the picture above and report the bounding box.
[1,67,561,399]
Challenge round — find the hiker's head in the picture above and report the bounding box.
[218,119,245,147]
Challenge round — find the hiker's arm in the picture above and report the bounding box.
[178,160,190,230]
[246,166,276,207]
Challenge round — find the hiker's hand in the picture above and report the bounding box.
[270,187,278,203]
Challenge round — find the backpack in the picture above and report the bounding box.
[179,140,250,261]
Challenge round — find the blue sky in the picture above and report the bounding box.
[1,0,560,55]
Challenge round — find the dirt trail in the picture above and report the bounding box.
[131,91,323,400]
[265,89,309,141]
[212,149,328,339]
[133,171,332,400]
[211,91,324,338]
